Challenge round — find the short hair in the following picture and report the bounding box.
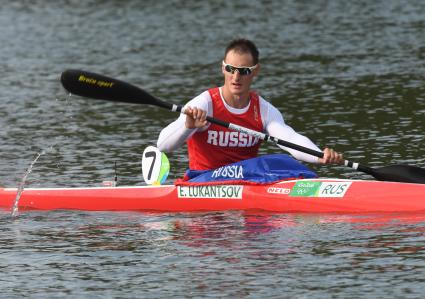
[224,39,259,65]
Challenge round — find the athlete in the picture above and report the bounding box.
[157,39,344,171]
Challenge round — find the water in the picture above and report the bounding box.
[1,0,425,298]
[2,211,425,298]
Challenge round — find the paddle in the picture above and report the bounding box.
[60,69,425,184]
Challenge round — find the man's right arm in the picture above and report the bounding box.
[157,92,211,152]
[157,115,195,152]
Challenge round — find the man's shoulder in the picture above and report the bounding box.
[257,95,284,123]
[257,95,277,109]
[185,90,212,110]
[192,90,212,102]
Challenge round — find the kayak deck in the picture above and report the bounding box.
[1,179,424,213]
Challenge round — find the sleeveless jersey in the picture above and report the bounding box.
[187,87,264,170]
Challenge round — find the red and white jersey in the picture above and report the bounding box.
[157,87,321,170]
[186,87,263,170]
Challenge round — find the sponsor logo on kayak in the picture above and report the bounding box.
[212,165,244,179]
[267,187,291,194]
[177,185,243,199]
[290,181,352,198]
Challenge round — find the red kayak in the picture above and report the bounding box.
[1,178,425,213]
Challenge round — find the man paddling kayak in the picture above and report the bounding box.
[157,38,343,170]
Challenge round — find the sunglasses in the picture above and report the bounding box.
[222,61,258,75]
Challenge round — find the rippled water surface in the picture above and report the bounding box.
[1,0,425,298]
[2,211,425,298]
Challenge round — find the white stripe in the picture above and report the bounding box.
[3,185,173,192]
[228,124,266,140]
[344,160,359,170]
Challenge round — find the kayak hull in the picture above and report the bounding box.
[1,179,425,213]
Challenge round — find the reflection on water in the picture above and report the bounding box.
[2,211,425,297]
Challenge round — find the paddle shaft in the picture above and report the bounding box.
[61,69,425,184]
[147,92,374,175]
[60,69,369,172]
[60,70,324,156]
[170,104,324,157]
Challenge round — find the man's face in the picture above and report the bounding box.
[222,50,259,98]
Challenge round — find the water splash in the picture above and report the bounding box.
[11,151,45,217]
[9,94,73,217]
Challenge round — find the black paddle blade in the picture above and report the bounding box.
[369,164,425,184]
[60,69,172,110]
